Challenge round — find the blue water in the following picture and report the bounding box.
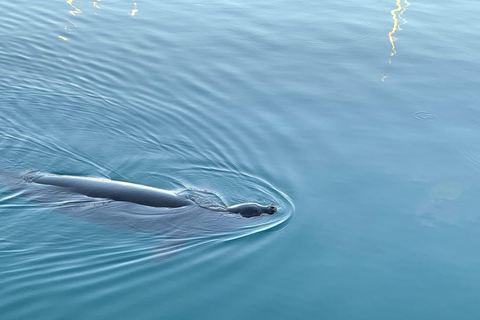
[1,0,480,318]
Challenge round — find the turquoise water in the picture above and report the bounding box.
[1,0,480,318]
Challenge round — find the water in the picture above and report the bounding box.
[1,0,480,318]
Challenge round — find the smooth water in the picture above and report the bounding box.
[1,0,480,318]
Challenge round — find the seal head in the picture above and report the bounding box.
[227,203,277,218]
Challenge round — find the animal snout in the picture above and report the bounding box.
[267,205,277,214]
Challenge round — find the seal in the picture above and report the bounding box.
[27,172,277,218]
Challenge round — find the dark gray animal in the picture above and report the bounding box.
[0,171,286,258]
[28,173,277,218]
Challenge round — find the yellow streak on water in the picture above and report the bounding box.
[130,2,138,17]
[388,0,402,57]
[67,0,83,15]
[383,0,410,81]
[59,36,69,41]
[93,2,101,9]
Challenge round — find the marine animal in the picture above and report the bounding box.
[26,172,277,218]
[0,170,286,258]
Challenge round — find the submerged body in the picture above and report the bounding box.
[29,173,195,208]
[26,172,276,218]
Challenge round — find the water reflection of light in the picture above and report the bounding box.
[388,0,410,58]
[383,0,410,81]
[60,0,138,40]
[130,2,138,17]
[66,18,78,28]
[67,0,83,16]
[388,0,402,57]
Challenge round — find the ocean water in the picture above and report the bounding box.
[1,0,480,318]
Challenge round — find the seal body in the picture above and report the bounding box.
[0,170,284,259]
[29,173,194,208]
[24,172,277,217]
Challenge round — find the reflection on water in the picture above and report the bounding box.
[383,0,410,81]
[388,0,402,57]
[59,18,77,41]
[60,0,137,39]
[67,0,82,16]
[66,18,78,27]
[388,0,410,59]
[60,0,83,40]
[130,2,138,17]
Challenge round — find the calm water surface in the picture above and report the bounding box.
[1,0,480,319]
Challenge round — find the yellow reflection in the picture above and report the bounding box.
[383,0,409,81]
[67,0,83,15]
[60,0,139,41]
[130,2,138,17]
[388,0,410,57]
[388,0,402,57]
